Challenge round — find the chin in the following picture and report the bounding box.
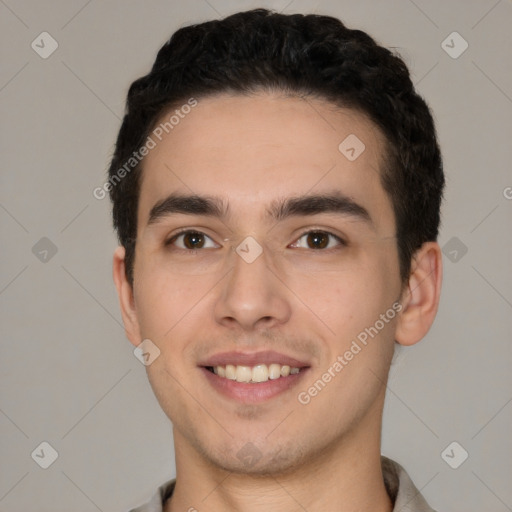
[195,436,313,477]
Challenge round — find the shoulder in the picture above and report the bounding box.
[127,479,176,512]
[381,456,438,512]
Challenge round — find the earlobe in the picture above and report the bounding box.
[112,246,142,347]
[395,241,443,347]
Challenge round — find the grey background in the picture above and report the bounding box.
[1,0,511,510]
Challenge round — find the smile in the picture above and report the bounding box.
[206,363,301,383]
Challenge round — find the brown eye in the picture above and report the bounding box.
[167,231,218,250]
[182,232,205,249]
[306,232,329,249]
[290,230,345,250]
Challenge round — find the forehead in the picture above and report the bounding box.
[137,93,394,232]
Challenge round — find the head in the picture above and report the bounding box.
[111,9,443,475]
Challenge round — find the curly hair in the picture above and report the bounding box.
[108,8,444,284]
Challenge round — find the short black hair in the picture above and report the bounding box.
[108,8,444,284]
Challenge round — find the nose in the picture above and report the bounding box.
[213,242,292,331]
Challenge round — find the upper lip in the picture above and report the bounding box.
[199,350,310,368]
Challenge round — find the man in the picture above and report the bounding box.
[109,9,444,512]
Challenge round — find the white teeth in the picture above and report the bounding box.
[236,366,252,383]
[268,363,281,380]
[210,363,302,383]
[252,364,268,382]
[225,364,237,380]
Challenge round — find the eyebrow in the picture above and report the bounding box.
[148,194,227,225]
[147,192,372,226]
[269,193,371,224]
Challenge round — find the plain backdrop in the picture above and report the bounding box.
[1,0,511,511]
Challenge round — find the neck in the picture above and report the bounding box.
[166,393,392,512]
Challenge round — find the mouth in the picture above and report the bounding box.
[204,363,302,383]
[199,351,310,403]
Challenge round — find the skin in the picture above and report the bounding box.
[113,92,442,512]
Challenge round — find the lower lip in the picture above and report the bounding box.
[200,367,309,404]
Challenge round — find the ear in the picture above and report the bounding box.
[112,246,142,347]
[395,241,443,346]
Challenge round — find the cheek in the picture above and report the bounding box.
[289,264,388,334]
[133,263,215,340]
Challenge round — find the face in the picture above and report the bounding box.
[124,93,404,475]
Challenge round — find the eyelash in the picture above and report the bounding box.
[290,230,347,250]
[165,228,347,252]
[165,229,218,251]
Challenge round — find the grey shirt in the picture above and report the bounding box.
[129,456,437,512]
